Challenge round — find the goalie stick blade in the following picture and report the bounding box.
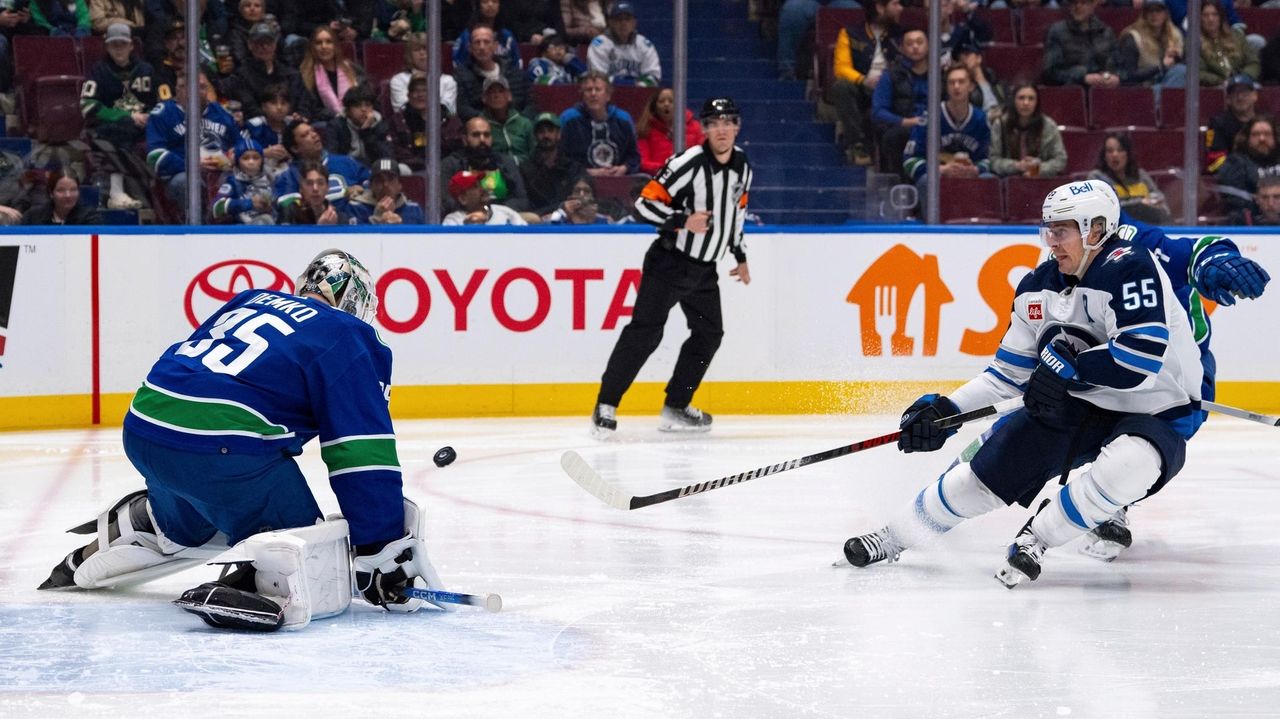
[560,450,633,510]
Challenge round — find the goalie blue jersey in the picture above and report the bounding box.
[123,289,402,545]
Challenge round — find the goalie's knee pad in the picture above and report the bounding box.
[219,518,353,630]
[50,490,225,590]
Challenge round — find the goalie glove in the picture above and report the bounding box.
[352,498,444,612]
[1197,252,1270,307]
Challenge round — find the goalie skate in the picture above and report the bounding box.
[174,581,285,632]
[1079,508,1132,562]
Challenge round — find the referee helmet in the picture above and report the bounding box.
[699,97,740,122]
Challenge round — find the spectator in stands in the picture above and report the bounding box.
[1217,115,1280,222]
[275,118,372,211]
[952,41,1005,121]
[521,111,585,215]
[1042,0,1120,89]
[988,84,1067,179]
[443,168,528,225]
[151,19,187,101]
[82,22,158,210]
[21,171,101,225]
[144,1,226,72]
[1207,74,1259,173]
[242,84,295,179]
[391,75,464,170]
[275,0,358,52]
[29,0,90,37]
[226,0,266,69]
[375,0,421,42]
[1260,35,1280,86]
[89,0,143,35]
[146,71,238,208]
[1088,131,1173,224]
[1164,0,1242,31]
[299,26,365,122]
[561,0,606,46]
[559,70,641,176]
[349,157,425,224]
[324,85,395,165]
[390,32,458,114]
[481,76,534,163]
[776,0,861,82]
[1117,0,1186,88]
[829,0,903,166]
[0,0,34,95]
[453,0,520,69]
[440,116,531,211]
[1242,175,1280,225]
[505,0,565,44]
[212,138,275,224]
[528,32,587,85]
[1200,0,1258,87]
[279,159,355,224]
[939,0,991,57]
[872,28,928,176]
[903,64,990,197]
[227,22,307,118]
[636,87,704,175]
[0,148,38,223]
[454,24,530,121]
[588,1,661,87]
[542,173,613,224]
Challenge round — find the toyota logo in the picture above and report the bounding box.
[184,259,293,328]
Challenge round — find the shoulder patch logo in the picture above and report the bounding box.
[1103,246,1133,265]
[1027,301,1043,321]
[1117,224,1137,241]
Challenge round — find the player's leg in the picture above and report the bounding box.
[595,242,683,435]
[997,417,1187,587]
[661,261,723,431]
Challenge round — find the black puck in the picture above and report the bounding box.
[433,446,456,467]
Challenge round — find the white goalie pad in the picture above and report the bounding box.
[73,492,228,589]
[215,519,353,630]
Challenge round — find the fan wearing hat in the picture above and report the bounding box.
[82,22,159,209]
[442,169,527,226]
[348,158,425,225]
[519,112,586,215]
[224,21,308,119]
[950,42,1005,119]
[1116,0,1186,88]
[1207,74,1260,173]
[587,1,661,87]
[528,32,587,86]
[439,116,531,212]
[212,139,276,225]
[479,76,534,163]
[453,24,530,121]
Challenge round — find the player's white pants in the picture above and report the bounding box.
[888,460,1004,549]
[1031,435,1162,548]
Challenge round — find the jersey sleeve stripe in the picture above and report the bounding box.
[328,465,402,478]
[1107,340,1164,375]
[995,347,1037,369]
[320,437,400,472]
[320,434,397,448]
[1117,324,1169,342]
[985,366,1027,391]
[1113,333,1167,358]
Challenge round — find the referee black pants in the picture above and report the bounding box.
[597,240,725,410]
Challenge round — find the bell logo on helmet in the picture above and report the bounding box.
[1069,182,1096,196]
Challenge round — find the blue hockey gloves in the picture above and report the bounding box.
[1025,340,1085,425]
[1198,253,1270,306]
[898,394,960,453]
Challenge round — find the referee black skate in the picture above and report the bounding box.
[591,96,753,437]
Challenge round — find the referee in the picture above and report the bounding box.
[591,96,753,437]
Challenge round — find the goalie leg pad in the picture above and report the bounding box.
[221,518,353,630]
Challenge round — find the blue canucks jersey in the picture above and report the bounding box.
[274,151,371,208]
[123,289,402,545]
[145,100,239,180]
[952,235,1203,435]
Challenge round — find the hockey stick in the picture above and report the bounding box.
[562,397,1024,511]
[399,586,503,612]
[1203,400,1280,427]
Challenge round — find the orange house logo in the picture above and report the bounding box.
[847,243,1046,357]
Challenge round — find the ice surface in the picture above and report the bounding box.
[2,415,1279,717]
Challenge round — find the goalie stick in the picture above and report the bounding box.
[562,397,1024,511]
[1203,400,1280,427]
[399,586,503,613]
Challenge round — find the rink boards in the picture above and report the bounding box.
[1,226,1277,429]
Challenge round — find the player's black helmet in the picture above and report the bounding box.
[699,97,740,122]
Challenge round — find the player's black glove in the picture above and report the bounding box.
[898,394,960,453]
[1024,340,1086,426]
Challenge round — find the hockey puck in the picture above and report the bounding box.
[433,446,457,467]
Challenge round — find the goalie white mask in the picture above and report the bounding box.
[1040,180,1121,277]
[296,249,378,324]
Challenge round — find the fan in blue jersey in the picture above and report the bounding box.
[145,70,239,211]
[841,180,1208,588]
[38,250,446,631]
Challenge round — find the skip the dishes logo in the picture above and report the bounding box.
[846,243,1045,358]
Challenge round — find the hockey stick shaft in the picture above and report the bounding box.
[1203,400,1280,427]
[399,587,503,612]
[562,397,1023,511]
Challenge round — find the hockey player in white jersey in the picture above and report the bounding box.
[841,180,1205,587]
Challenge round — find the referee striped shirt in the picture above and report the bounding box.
[634,143,752,264]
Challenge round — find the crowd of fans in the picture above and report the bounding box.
[0,0,684,225]
[802,0,1280,223]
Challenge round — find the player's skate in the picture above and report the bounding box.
[1079,507,1132,562]
[838,527,903,567]
[591,403,617,439]
[658,404,712,432]
[996,517,1048,588]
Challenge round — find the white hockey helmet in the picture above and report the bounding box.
[296,249,378,324]
[1040,180,1120,275]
